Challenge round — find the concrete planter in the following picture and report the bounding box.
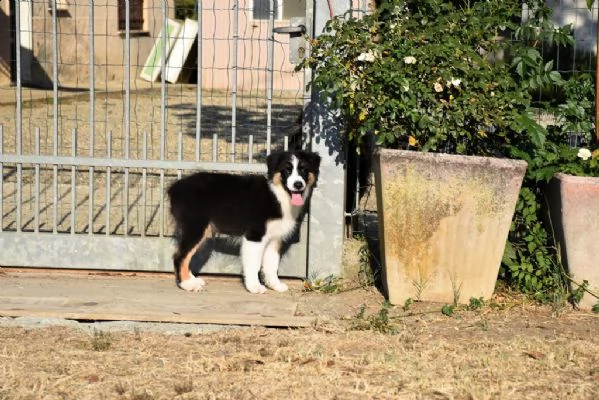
[546,173,599,310]
[373,149,527,304]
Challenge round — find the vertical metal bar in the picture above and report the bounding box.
[195,0,203,161]
[14,2,22,233]
[159,1,167,238]
[284,136,288,151]
[14,0,22,145]
[212,133,218,162]
[177,131,183,180]
[265,0,275,154]
[88,0,95,235]
[17,166,22,233]
[89,0,95,144]
[122,0,131,236]
[51,0,59,152]
[141,131,147,237]
[106,131,112,235]
[71,129,77,234]
[34,129,40,233]
[124,0,131,147]
[160,1,167,157]
[248,134,253,163]
[231,0,239,162]
[51,0,59,234]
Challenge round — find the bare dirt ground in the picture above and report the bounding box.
[1,271,598,399]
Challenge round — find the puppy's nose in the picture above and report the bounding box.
[293,181,304,190]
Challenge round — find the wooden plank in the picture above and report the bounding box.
[0,271,314,328]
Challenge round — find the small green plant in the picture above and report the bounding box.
[90,329,113,352]
[467,297,485,311]
[350,302,398,334]
[303,274,341,293]
[441,304,456,317]
[402,298,413,312]
[592,303,599,314]
[357,239,376,287]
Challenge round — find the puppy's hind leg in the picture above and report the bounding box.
[262,240,288,292]
[174,223,212,292]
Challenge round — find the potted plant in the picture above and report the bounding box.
[516,73,599,310]
[301,0,551,304]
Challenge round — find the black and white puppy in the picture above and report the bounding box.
[167,150,321,294]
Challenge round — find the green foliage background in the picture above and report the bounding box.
[302,0,599,304]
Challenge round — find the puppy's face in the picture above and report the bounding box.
[267,151,321,207]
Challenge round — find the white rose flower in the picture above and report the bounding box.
[403,56,417,64]
[577,148,592,160]
[357,51,375,62]
[433,82,444,93]
[450,78,461,87]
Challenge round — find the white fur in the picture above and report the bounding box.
[241,238,268,294]
[240,180,301,294]
[178,275,206,292]
[286,155,307,192]
[262,240,288,292]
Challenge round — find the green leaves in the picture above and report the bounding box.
[586,0,595,10]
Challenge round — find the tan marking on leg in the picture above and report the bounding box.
[272,172,282,186]
[178,224,213,282]
[307,172,316,186]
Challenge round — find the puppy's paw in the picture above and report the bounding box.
[178,276,206,292]
[268,281,289,293]
[245,281,267,294]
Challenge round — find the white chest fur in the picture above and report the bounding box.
[267,182,300,240]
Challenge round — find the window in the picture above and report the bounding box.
[252,0,305,21]
[118,0,144,31]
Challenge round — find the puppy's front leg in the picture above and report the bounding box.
[241,237,267,294]
[262,239,288,292]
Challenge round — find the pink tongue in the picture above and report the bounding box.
[291,193,304,206]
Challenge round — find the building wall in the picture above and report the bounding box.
[0,1,11,85]
[0,0,174,88]
[199,0,304,93]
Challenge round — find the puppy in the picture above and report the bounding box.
[167,150,321,293]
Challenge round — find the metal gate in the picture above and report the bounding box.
[0,0,315,277]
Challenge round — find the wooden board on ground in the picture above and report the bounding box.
[0,270,314,327]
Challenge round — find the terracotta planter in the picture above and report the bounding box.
[546,173,599,310]
[373,149,527,304]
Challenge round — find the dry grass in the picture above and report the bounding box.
[1,300,598,400]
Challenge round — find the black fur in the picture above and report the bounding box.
[167,150,321,289]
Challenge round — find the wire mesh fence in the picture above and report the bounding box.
[0,0,305,241]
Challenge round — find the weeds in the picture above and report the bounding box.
[350,302,398,335]
[467,297,485,311]
[303,274,341,293]
[90,329,112,352]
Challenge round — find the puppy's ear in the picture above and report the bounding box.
[301,151,321,170]
[266,151,286,178]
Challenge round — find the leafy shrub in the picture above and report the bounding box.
[300,0,599,303]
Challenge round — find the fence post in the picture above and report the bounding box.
[306,0,350,279]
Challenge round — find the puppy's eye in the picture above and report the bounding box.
[285,162,293,172]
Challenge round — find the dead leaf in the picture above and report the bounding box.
[524,351,546,360]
